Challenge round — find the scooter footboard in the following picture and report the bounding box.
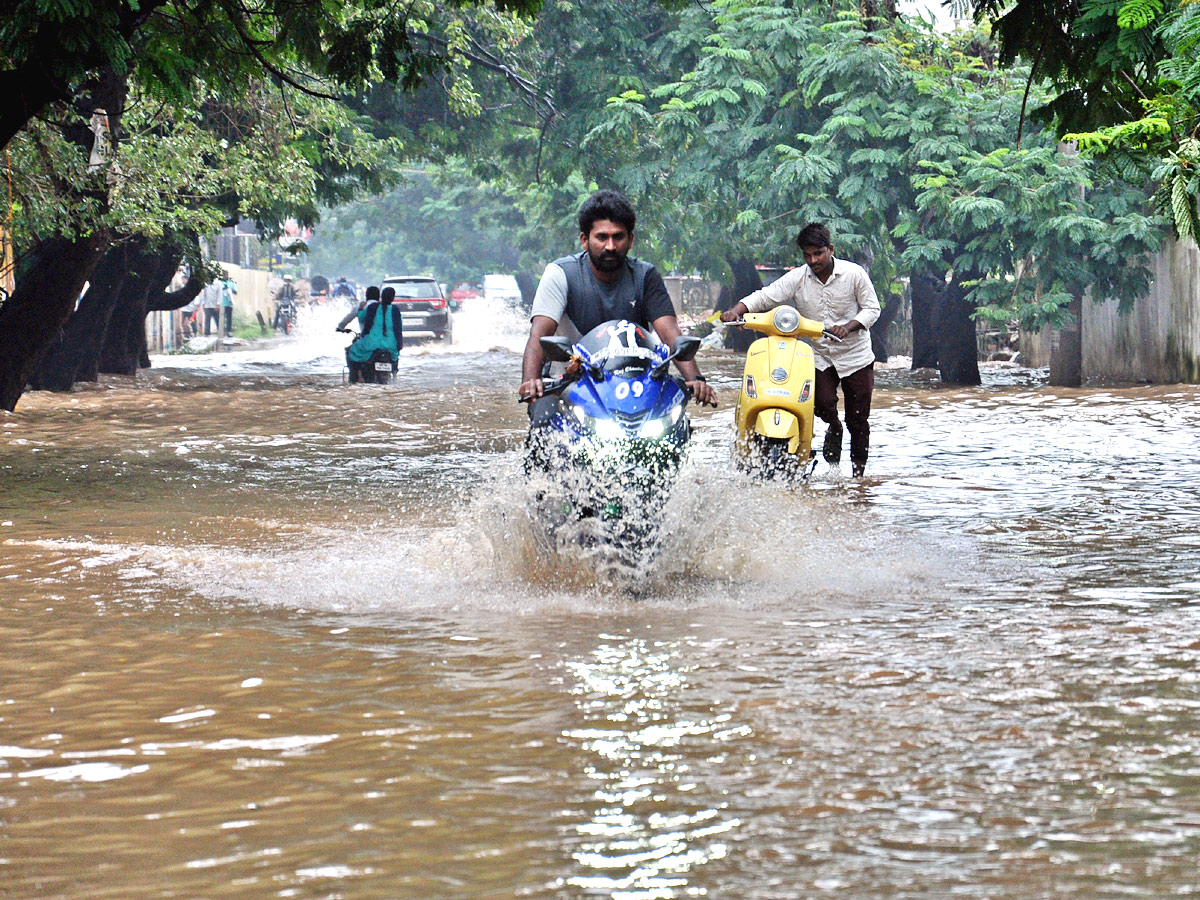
[753,408,802,454]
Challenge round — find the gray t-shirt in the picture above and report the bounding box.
[530,251,675,342]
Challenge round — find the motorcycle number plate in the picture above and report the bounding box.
[374,362,391,372]
[765,388,790,397]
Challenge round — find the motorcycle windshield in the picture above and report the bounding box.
[577,320,664,378]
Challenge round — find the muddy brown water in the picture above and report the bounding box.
[3,306,1200,899]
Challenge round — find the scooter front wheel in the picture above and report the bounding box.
[760,437,805,481]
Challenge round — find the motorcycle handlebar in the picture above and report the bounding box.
[518,376,571,404]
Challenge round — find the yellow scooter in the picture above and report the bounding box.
[725,306,834,479]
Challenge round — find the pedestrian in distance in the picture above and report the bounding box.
[220,274,237,337]
[201,279,221,336]
[722,222,880,477]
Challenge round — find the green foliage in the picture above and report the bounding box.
[304,0,1164,333]
[964,0,1199,239]
[1117,0,1164,30]
[570,1,1164,327]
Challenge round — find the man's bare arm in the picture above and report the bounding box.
[520,315,561,399]
[651,314,717,407]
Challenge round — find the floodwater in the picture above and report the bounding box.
[3,299,1200,899]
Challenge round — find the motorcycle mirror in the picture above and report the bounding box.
[650,334,704,380]
[671,335,702,362]
[540,335,574,362]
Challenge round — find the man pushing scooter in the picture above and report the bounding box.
[722,222,880,477]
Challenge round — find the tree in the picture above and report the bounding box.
[0,0,543,151]
[0,0,542,409]
[581,2,1161,383]
[963,0,1199,238]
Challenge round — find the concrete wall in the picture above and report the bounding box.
[664,276,721,316]
[1017,237,1200,381]
[1081,237,1200,383]
[147,263,277,352]
[220,262,274,325]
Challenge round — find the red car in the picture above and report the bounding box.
[450,282,480,306]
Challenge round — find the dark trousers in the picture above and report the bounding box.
[203,308,220,335]
[815,363,874,464]
[222,307,233,336]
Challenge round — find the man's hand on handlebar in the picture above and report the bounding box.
[825,322,860,340]
[720,302,747,323]
[519,377,545,402]
[687,380,718,407]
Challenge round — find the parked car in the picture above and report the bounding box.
[482,273,523,308]
[450,282,480,307]
[381,275,453,342]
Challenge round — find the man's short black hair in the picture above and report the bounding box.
[578,190,636,236]
[795,222,832,249]
[366,285,380,301]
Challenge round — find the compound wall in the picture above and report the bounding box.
[1082,236,1200,384]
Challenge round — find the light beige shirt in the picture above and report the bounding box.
[739,257,880,374]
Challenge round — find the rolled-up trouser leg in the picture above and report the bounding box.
[841,363,874,465]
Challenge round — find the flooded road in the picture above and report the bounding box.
[3,302,1200,899]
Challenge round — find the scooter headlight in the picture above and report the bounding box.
[772,306,801,334]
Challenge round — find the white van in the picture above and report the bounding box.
[482,274,523,307]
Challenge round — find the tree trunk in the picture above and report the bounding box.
[933,278,981,386]
[99,241,186,375]
[870,292,901,363]
[514,270,536,314]
[0,65,128,411]
[721,255,764,353]
[910,271,940,369]
[910,269,981,385]
[27,242,129,391]
[0,236,107,408]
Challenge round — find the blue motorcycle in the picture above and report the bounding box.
[524,319,701,566]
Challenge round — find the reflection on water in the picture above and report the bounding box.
[3,344,1200,899]
[563,638,743,897]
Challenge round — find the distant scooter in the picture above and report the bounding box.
[338,327,395,385]
[728,306,841,479]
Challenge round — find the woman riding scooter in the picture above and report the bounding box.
[338,286,403,383]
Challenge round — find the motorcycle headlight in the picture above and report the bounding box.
[593,418,625,442]
[772,306,801,334]
[638,418,665,439]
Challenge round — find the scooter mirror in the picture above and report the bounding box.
[540,335,574,362]
[672,335,702,362]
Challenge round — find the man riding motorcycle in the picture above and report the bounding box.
[519,190,717,423]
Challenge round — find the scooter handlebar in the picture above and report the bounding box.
[723,319,843,341]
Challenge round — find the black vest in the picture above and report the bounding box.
[554,251,653,334]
